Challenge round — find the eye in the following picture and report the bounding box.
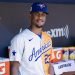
[32,12,46,17]
[42,13,46,16]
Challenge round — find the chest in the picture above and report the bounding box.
[22,34,51,62]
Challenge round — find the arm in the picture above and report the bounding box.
[9,35,25,75]
[10,61,20,75]
[48,63,54,75]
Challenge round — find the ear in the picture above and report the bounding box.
[29,13,33,19]
[28,13,31,19]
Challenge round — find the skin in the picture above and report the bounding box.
[30,12,47,35]
[10,61,20,75]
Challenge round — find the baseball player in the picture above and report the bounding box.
[9,2,52,75]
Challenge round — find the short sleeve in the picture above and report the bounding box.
[9,35,25,63]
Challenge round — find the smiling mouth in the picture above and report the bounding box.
[35,24,43,28]
[37,19,44,22]
[35,21,44,28]
[38,20,45,24]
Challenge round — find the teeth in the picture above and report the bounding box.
[38,21,44,25]
[38,20,44,23]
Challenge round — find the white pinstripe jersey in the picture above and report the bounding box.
[9,28,52,75]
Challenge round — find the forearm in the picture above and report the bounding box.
[10,61,20,75]
[48,63,54,75]
[11,66,19,75]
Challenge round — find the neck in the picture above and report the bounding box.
[29,25,43,35]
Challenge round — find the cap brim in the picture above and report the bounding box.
[30,11,48,14]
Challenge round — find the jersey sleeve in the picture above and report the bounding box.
[9,35,25,63]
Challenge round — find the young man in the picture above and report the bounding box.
[9,2,52,75]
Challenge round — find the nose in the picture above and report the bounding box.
[38,14,42,19]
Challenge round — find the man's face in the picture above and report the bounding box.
[31,12,47,28]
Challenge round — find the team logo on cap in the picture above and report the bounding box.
[37,4,45,9]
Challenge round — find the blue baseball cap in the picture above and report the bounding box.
[30,2,48,14]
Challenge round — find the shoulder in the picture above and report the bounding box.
[42,31,52,38]
[11,28,33,43]
[11,29,27,43]
[42,31,52,47]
